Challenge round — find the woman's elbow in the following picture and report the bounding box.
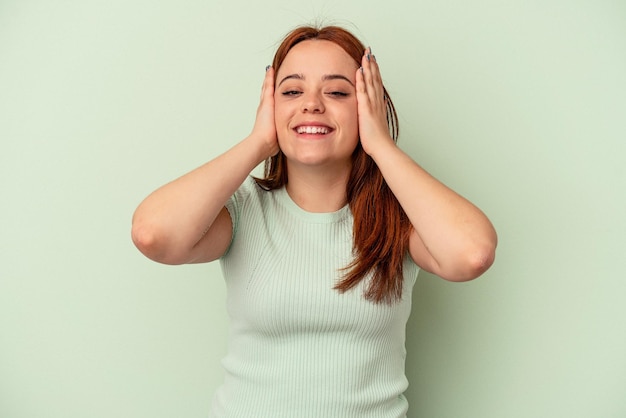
[467,244,496,279]
[131,221,181,265]
[132,222,159,260]
[445,241,497,282]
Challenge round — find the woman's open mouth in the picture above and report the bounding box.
[294,124,333,135]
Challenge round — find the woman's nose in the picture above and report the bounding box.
[301,93,325,113]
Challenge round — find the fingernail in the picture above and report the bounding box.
[360,67,364,74]
[265,65,271,72]
[366,53,370,61]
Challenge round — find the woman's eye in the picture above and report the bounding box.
[281,90,349,97]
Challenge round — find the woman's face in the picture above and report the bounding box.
[274,40,359,171]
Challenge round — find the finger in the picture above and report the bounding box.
[358,51,375,108]
[356,65,365,94]
[370,54,383,92]
[369,50,385,102]
[356,64,372,113]
[361,48,384,104]
[360,49,372,92]
[261,65,274,99]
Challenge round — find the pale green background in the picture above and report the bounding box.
[1,0,624,417]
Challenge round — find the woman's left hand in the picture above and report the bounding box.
[356,47,395,156]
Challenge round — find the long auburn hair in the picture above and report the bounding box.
[255,25,412,304]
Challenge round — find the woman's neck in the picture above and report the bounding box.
[285,164,350,213]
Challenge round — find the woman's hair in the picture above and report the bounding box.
[255,25,411,304]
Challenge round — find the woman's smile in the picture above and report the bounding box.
[295,125,332,135]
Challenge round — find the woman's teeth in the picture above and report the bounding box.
[296,126,329,134]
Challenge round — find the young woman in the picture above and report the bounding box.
[132,25,497,418]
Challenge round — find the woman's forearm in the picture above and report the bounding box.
[369,141,497,280]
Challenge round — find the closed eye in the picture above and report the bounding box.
[327,91,349,97]
[282,90,302,96]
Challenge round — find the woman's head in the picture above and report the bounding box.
[258,25,398,186]
[273,26,398,140]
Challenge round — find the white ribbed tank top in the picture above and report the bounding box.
[209,177,419,418]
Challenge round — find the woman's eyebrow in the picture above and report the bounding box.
[322,74,354,87]
[278,73,354,87]
[278,73,304,87]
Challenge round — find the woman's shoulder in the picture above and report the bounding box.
[227,176,277,218]
[231,176,270,202]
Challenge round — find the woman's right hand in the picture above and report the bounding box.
[250,66,279,159]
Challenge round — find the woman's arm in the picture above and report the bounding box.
[356,50,497,281]
[369,143,496,281]
[131,67,278,265]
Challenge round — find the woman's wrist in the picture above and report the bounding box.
[366,136,400,165]
[242,133,277,165]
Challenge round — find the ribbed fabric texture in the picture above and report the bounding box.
[209,177,419,418]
